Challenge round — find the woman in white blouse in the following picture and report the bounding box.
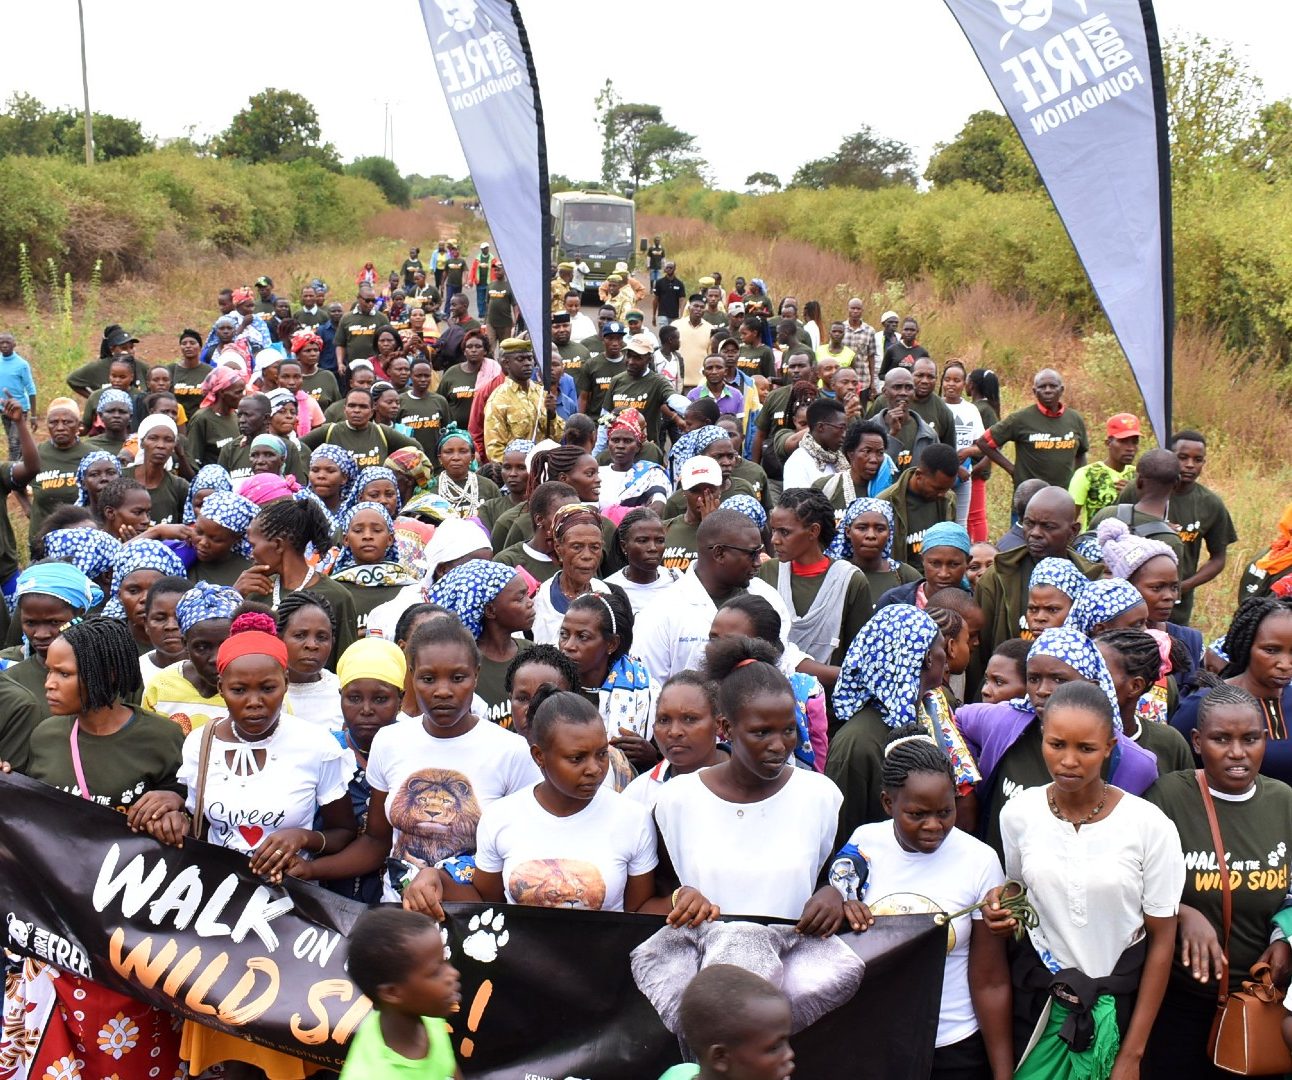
[985,680,1183,1080]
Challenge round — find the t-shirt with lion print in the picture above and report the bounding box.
[367,716,540,901]
[475,784,657,912]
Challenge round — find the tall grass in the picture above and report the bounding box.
[642,210,1290,638]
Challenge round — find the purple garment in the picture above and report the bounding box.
[687,384,744,418]
[955,700,1159,795]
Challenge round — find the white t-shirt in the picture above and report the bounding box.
[366,717,540,891]
[530,575,612,647]
[654,768,842,921]
[138,651,168,689]
[605,567,683,618]
[782,446,835,492]
[945,398,985,453]
[179,714,351,855]
[475,784,657,912]
[1001,786,1184,978]
[285,671,344,734]
[844,821,1004,1047]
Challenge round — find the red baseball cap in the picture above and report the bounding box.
[1106,413,1141,439]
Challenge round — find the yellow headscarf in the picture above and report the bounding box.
[337,638,407,691]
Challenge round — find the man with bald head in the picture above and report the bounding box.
[908,355,957,447]
[870,367,939,473]
[634,508,791,680]
[974,485,1103,661]
[1089,448,1185,563]
[995,478,1049,553]
[961,367,1089,490]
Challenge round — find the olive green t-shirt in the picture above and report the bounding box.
[436,364,480,431]
[186,407,240,467]
[987,404,1089,489]
[123,466,190,526]
[30,440,93,539]
[166,361,213,416]
[662,516,701,574]
[189,554,253,588]
[576,355,627,418]
[493,542,558,584]
[398,392,453,461]
[556,340,592,380]
[737,344,775,379]
[982,719,1051,859]
[301,422,419,470]
[334,311,390,362]
[218,436,308,484]
[606,371,673,443]
[444,258,468,288]
[476,640,533,731]
[756,558,873,667]
[301,369,342,410]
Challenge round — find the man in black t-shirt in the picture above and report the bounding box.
[400,247,423,288]
[252,275,277,316]
[647,237,665,284]
[880,317,930,377]
[652,261,687,327]
[334,285,389,377]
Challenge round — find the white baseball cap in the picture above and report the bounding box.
[881,310,900,323]
[680,458,722,490]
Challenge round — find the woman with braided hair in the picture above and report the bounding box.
[240,497,357,667]
[1094,629,1193,775]
[1,616,186,1080]
[492,442,603,550]
[1170,595,1292,784]
[1144,679,1292,1077]
[277,590,343,734]
[830,723,1013,1080]
[145,611,357,1080]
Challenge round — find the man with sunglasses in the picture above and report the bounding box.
[634,508,791,680]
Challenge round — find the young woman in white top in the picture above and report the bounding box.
[278,589,343,733]
[296,617,540,914]
[833,724,1012,1079]
[604,508,682,617]
[653,636,857,933]
[469,686,659,912]
[939,360,985,531]
[985,680,1184,1080]
[624,670,728,810]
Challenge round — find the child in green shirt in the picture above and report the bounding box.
[341,907,463,1079]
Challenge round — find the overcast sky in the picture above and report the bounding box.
[6,0,1292,190]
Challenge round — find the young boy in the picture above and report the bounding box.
[342,906,463,1079]
[659,964,794,1080]
[1067,412,1140,528]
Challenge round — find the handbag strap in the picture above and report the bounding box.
[68,720,91,801]
[189,721,218,841]
[1197,768,1232,1004]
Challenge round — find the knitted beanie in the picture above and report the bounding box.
[1095,517,1177,580]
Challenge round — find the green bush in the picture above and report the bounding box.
[0,151,389,297]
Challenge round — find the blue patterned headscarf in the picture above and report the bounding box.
[504,438,535,457]
[1029,557,1090,601]
[196,490,259,559]
[74,451,122,506]
[346,465,402,516]
[1064,577,1145,636]
[44,528,121,581]
[332,502,399,574]
[309,443,360,509]
[827,497,896,566]
[427,559,520,639]
[670,425,728,475]
[1027,626,1121,726]
[175,581,241,635]
[183,464,234,525]
[721,493,767,530]
[95,388,133,414]
[833,604,941,727]
[102,539,186,618]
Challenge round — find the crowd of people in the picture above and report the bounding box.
[1,236,1291,1080]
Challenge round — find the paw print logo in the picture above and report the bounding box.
[439,923,452,960]
[462,908,508,963]
[1269,842,1286,868]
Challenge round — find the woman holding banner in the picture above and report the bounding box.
[0,617,185,1080]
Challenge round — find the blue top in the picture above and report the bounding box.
[555,372,578,420]
[0,352,37,410]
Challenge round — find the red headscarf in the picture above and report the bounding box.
[217,612,288,673]
[231,287,255,305]
[608,407,647,444]
[291,329,323,356]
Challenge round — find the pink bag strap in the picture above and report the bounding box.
[68,720,91,801]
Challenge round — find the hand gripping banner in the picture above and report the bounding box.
[945,0,1174,442]
[417,0,553,383]
[0,772,949,1076]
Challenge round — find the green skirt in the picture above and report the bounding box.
[1015,996,1120,1080]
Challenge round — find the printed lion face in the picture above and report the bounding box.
[389,768,482,867]
[509,859,608,910]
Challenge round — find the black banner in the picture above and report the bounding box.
[0,773,947,1076]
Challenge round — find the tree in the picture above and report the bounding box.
[1241,99,1292,183]
[594,79,621,190]
[214,89,340,170]
[1164,34,1262,182]
[745,171,781,194]
[346,156,410,207]
[58,113,149,161]
[636,121,704,186]
[924,111,1039,193]
[594,91,706,192]
[790,126,918,190]
[0,93,59,157]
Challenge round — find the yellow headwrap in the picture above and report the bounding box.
[337,637,407,691]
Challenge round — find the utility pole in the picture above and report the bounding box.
[77,0,93,165]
